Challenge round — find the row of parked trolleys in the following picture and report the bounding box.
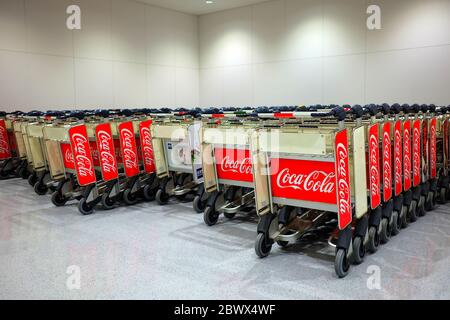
[1,103,449,278]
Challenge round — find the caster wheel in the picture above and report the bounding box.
[193,194,207,213]
[0,170,8,180]
[335,248,350,278]
[123,189,138,206]
[400,206,409,229]
[417,198,426,217]
[409,200,418,222]
[34,182,48,195]
[18,167,28,179]
[427,192,437,211]
[143,184,157,201]
[101,193,116,210]
[155,189,169,205]
[78,198,94,215]
[51,191,67,207]
[367,226,380,254]
[352,236,365,265]
[379,218,391,244]
[255,233,272,258]
[276,240,289,248]
[438,188,447,204]
[224,212,236,219]
[390,210,400,236]
[28,174,37,186]
[203,206,219,226]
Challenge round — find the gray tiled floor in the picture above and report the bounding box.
[0,178,449,300]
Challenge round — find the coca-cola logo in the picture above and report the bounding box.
[276,168,335,193]
[72,133,94,177]
[0,125,9,154]
[430,122,436,175]
[65,149,74,164]
[369,134,380,197]
[383,131,391,190]
[404,128,411,177]
[394,128,402,187]
[221,156,252,175]
[120,128,138,169]
[413,127,420,172]
[336,142,351,214]
[141,127,154,166]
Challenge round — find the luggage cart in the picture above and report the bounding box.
[435,106,450,203]
[26,119,54,195]
[151,113,206,211]
[0,112,20,179]
[12,116,31,179]
[250,106,374,277]
[200,112,260,224]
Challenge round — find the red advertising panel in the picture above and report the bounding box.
[335,129,352,230]
[403,120,412,190]
[90,141,100,167]
[214,147,253,183]
[114,139,123,164]
[0,119,11,160]
[60,143,75,170]
[270,158,336,204]
[139,120,155,174]
[69,125,96,186]
[119,121,140,177]
[413,120,421,187]
[368,124,381,209]
[394,120,403,196]
[95,123,119,181]
[382,122,392,202]
[430,118,437,179]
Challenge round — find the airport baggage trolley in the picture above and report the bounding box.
[421,104,440,211]
[200,113,261,225]
[101,115,159,208]
[435,106,450,203]
[26,120,54,195]
[0,113,20,179]
[151,114,205,211]
[250,106,372,278]
[12,117,31,179]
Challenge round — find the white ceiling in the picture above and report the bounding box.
[139,0,270,15]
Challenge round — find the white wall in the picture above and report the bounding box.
[199,0,450,107]
[0,0,199,112]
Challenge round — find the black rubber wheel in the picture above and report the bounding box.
[78,198,94,215]
[51,191,67,207]
[0,169,8,180]
[143,184,157,201]
[18,166,28,179]
[224,211,236,219]
[101,193,116,210]
[379,218,390,244]
[438,188,447,204]
[155,189,169,205]
[335,248,350,278]
[123,188,138,205]
[352,236,365,265]
[28,174,37,186]
[255,233,272,258]
[276,239,289,248]
[367,226,380,254]
[34,182,48,195]
[409,200,418,222]
[203,206,219,226]
[192,194,206,213]
[400,205,409,229]
[390,210,400,236]
[417,198,426,217]
[425,192,436,212]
